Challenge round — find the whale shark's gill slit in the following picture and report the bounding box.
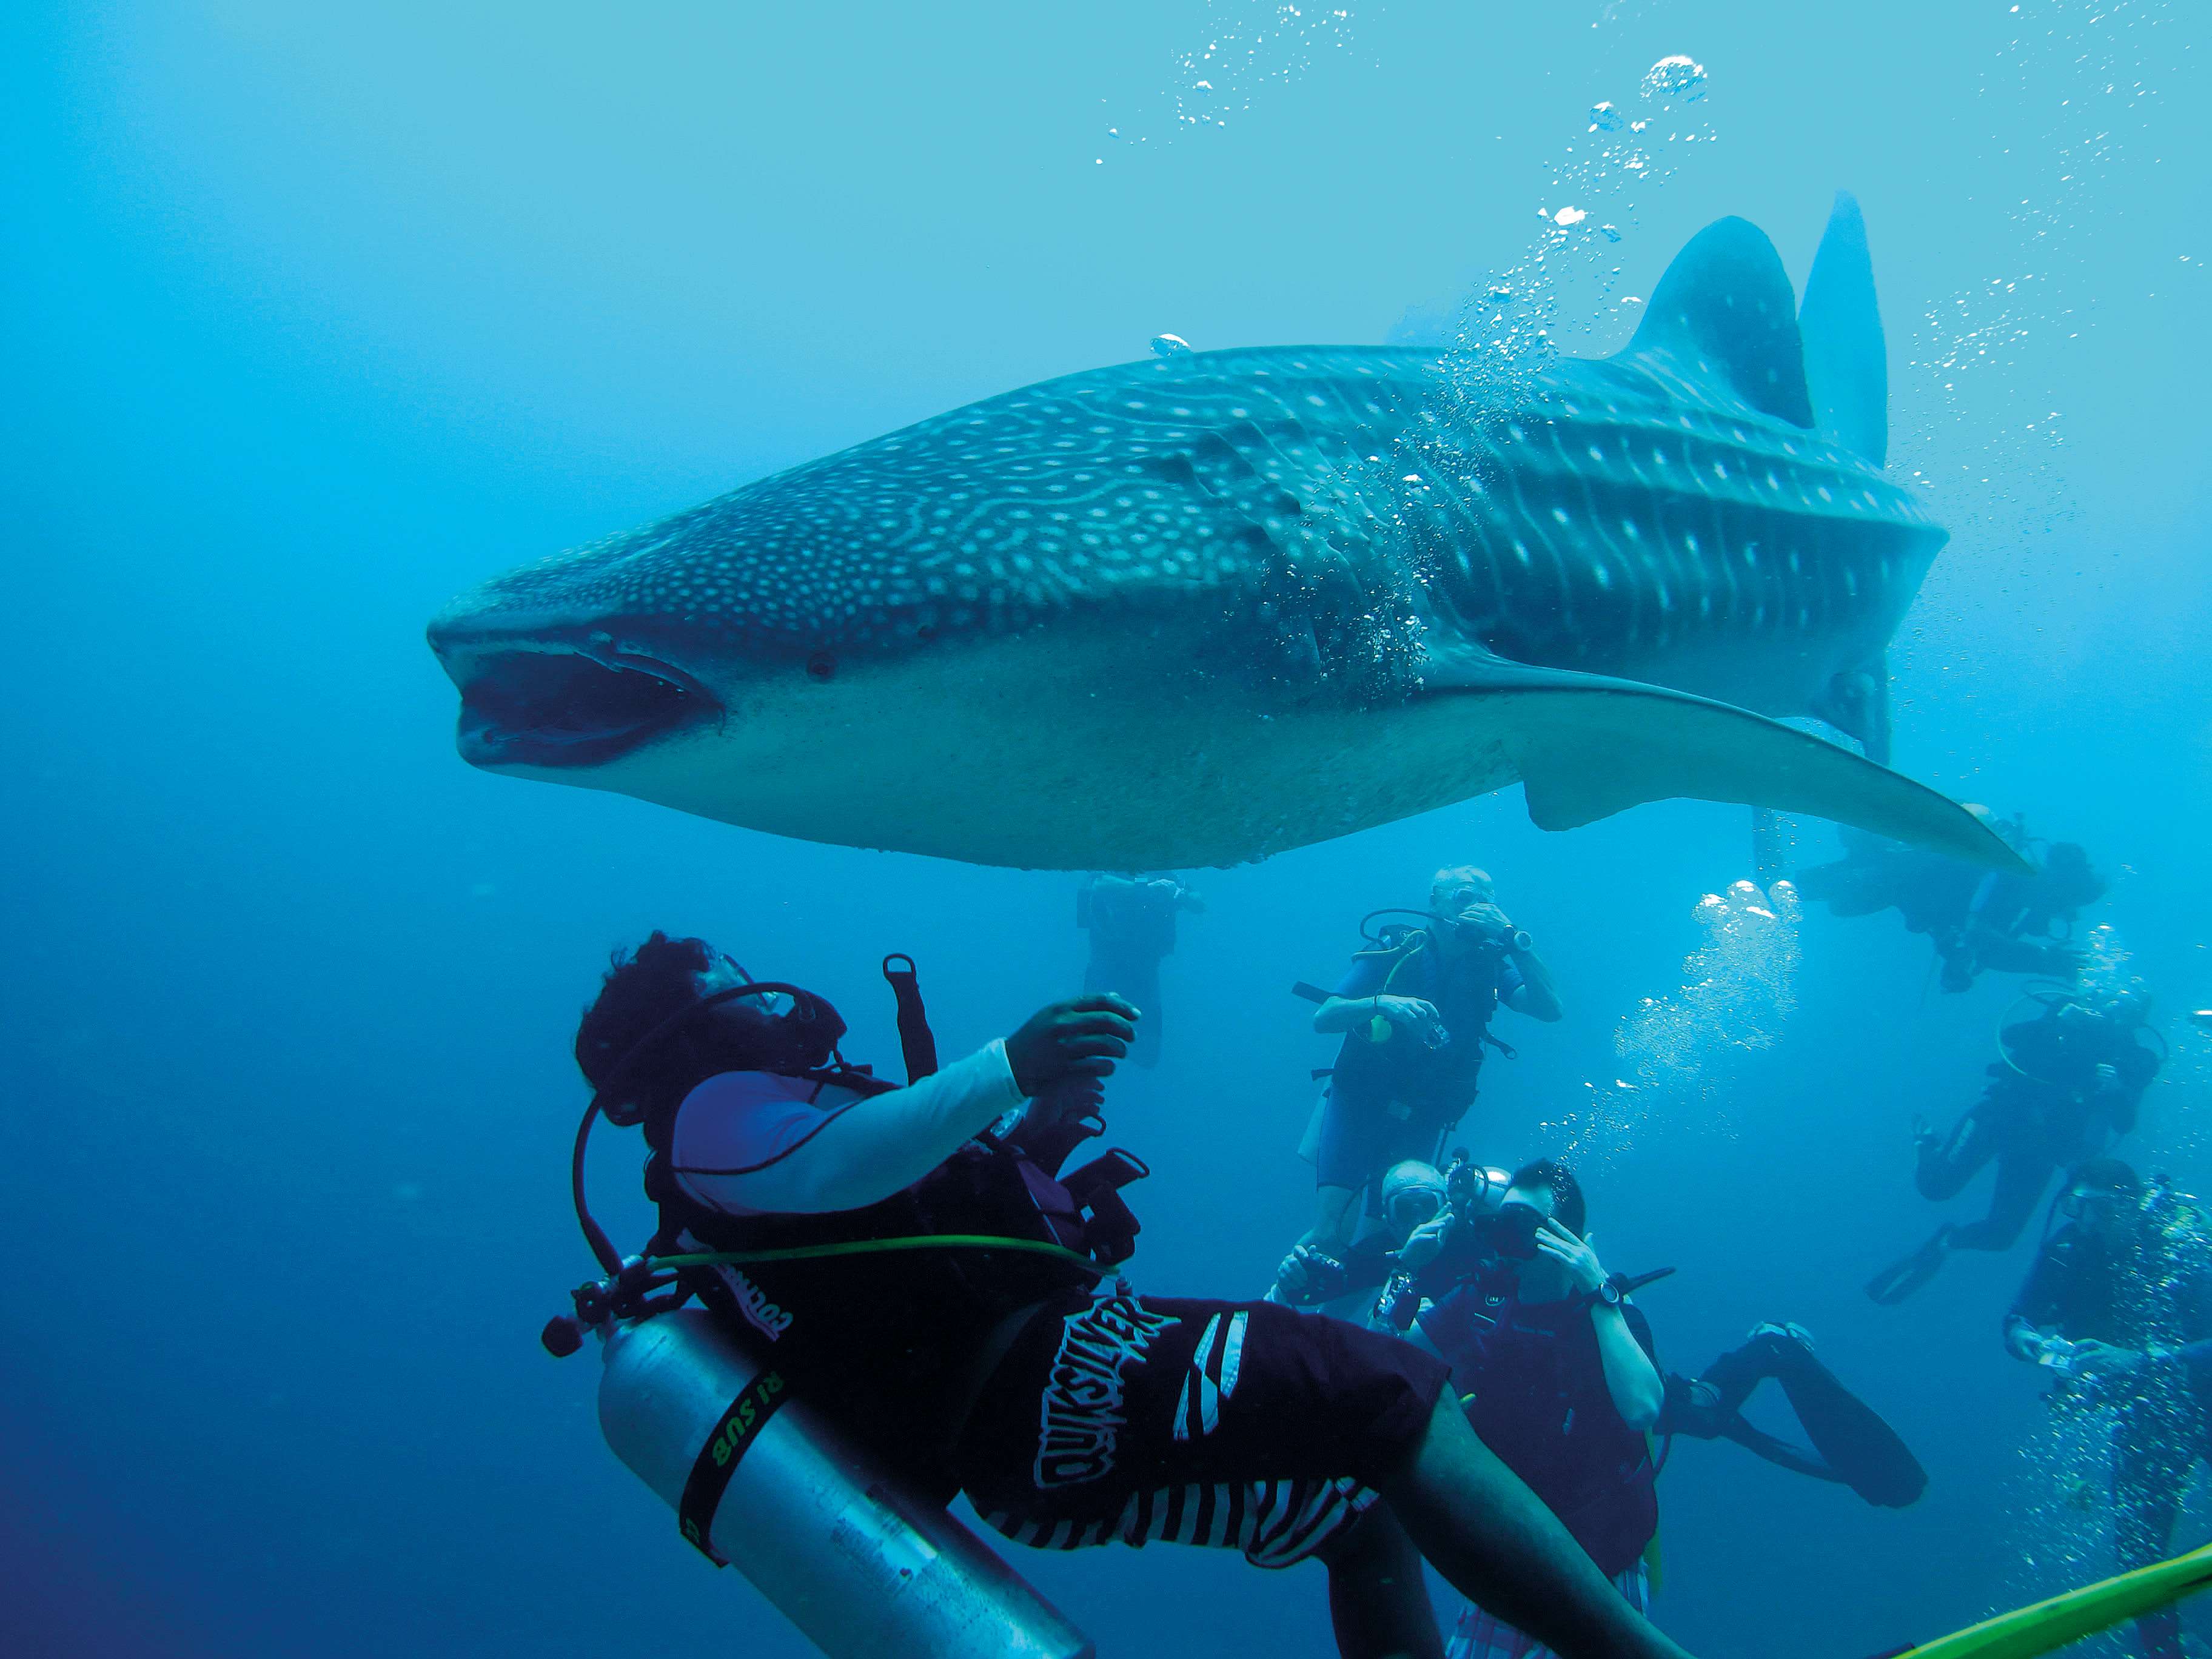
[455,647,713,770]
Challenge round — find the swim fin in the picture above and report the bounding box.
[1879,1539,2212,1659]
[1863,1228,1952,1305]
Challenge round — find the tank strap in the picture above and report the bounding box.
[677,1366,797,1565]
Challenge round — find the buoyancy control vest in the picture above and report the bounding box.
[642,1067,1114,1499]
[1431,1273,1660,1577]
[1329,928,1501,1122]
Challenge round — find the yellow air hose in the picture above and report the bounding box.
[1897,1540,2212,1659]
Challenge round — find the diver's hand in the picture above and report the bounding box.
[1372,996,1446,1039]
[1398,1215,1453,1271]
[1143,877,1204,914]
[1274,1245,1347,1302]
[2045,942,2089,978]
[2068,1339,2145,1378]
[1534,1218,1610,1295]
[1456,901,1515,944]
[1005,994,1139,1096]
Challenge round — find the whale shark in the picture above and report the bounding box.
[428,193,2020,873]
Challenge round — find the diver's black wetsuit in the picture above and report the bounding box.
[1918,1011,2161,1253]
[1655,1328,1925,1507]
[1419,1270,1661,1580]
[1795,830,2092,992]
[2008,1203,2212,1659]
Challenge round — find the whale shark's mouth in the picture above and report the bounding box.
[443,639,716,769]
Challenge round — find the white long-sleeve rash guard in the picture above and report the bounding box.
[669,1039,1029,1217]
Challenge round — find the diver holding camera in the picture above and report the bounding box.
[1270,1156,1512,1318]
[1284,866,1563,1270]
[1411,1162,1666,1659]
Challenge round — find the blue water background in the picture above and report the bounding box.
[5,3,2210,1655]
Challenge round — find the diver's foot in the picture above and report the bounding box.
[1746,1320,1816,1352]
[1865,1229,1952,1306]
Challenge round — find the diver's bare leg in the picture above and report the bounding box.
[1384,1395,1694,1659]
[1310,1184,1361,1253]
[1319,1504,1444,1659]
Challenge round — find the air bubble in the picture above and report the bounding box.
[1641,55,1708,104]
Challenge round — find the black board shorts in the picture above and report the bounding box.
[954,1284,1449,1568]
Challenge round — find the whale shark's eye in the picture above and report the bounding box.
[805,651,837,682]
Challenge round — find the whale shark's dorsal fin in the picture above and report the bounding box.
[1618,216,1814,428]
[1797,190,1888,466]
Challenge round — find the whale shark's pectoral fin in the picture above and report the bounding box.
[1415,649,2026,872]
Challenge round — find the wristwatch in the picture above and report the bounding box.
[1590,1278,1623,1309]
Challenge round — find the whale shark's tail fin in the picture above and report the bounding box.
[1798,190,1888,466]
[1616,216,1814,427]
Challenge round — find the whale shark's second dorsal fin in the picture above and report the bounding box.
[1797,190,1888,466]
[1618,216,1814,428]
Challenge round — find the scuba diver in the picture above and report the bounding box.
[1292,866,1563,1261]
[1655,1324,1926,1508]
[1794,813,2103,993]
[2003,1160,2212,1659]
[1269,1157,1512,1322]
[1866,983,2165,1304]
[562,932,1698,1659]
[1076,873,1201,1068]
[1289,1168,1926,1504]
[1277,1164,1930,1512]
[1407,1162,1665,1659]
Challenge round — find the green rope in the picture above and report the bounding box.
[651,1233,1107,1278]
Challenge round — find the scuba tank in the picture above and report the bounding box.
[554,957,1098,1659]
[597,1307,1091,1659]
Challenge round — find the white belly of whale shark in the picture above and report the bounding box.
[427,193,2022,874]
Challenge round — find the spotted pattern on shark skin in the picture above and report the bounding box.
[1396,352,1939,692]
[441,344,1935,711]
[427,199,2020,874]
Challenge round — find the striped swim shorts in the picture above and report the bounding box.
[956,1283,1449,1569]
